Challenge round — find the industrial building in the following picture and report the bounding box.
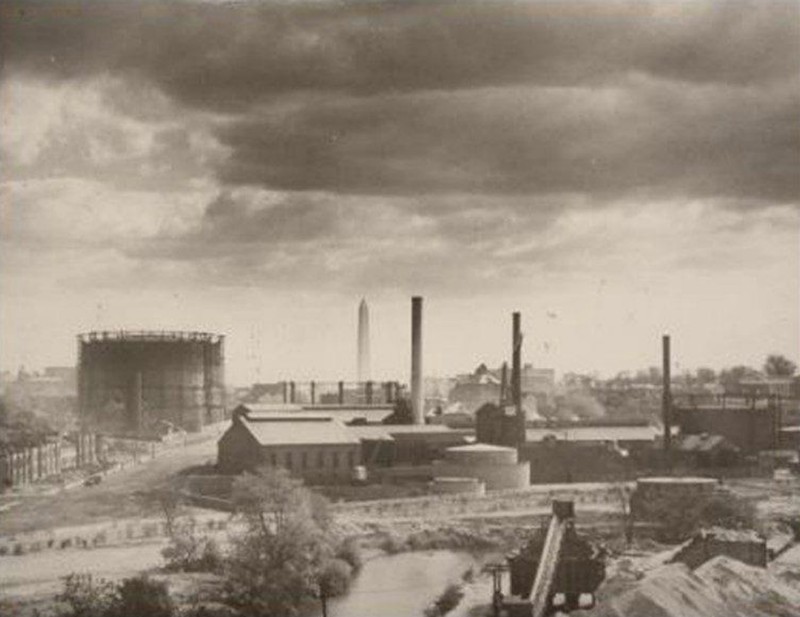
[675,403,782,454]
[217,409,361,483]
[217,403,470,480]
[78,331,226,435]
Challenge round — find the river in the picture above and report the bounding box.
[2,544,498,617]
[304,550,497,617]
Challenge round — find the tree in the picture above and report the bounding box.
[764,354,797,377]
[224,467,351,617]
[719,365,760,388]
[695,368,716,385]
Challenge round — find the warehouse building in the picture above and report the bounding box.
[217,404,470,481]
[217,409,360,483]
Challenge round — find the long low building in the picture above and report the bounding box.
[217,411,361,483]
[217,404,471,482]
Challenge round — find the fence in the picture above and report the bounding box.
[0,433,98,489]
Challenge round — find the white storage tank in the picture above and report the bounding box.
[433,443,529,491]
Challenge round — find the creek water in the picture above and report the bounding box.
[305,550,495,617]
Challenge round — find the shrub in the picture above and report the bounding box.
[379,533,407,554]
[112,575,173,617]
[335,538,363,572]
[318,559,354,599]
[161,518,223,573]
[57,573,116,617]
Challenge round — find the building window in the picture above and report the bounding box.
[270,453,277,466]
[317,450,324,468]
[332,452,339,469]
[301,451,308,469]
[285,451,293,469]
[348,451,355,467]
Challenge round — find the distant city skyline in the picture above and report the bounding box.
[1,1,798,386]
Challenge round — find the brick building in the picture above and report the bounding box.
[217,408,360,483]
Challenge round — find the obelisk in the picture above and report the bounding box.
[357,299,371,382]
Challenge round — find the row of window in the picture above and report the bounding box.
[268,449,357,471]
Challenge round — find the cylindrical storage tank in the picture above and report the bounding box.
[430,476,486,496]
[78,331,225,435]
[433,443,529,491]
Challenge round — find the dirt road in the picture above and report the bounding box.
[0,434,221,536]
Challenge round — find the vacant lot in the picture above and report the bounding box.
[0,435,220,536]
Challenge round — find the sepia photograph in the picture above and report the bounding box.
[1,1,799,616]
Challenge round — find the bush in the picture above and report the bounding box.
[161,518,223,573]
[335,538,363,572]
[113,576,173,617]
[318,559,354,599]
[57,573,116,617]
[57,573,174,617]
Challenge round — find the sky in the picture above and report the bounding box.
[1,0,798,386]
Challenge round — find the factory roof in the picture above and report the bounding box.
[238,414,359,446]
[447,443,516,453]
[637,476,717,485]
[678,433,739,453]
[526,424,664,443]
[346,424,467,441]
[233,402,394,423]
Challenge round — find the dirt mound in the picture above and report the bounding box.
[581,555,800,617]
[696,556,800,617]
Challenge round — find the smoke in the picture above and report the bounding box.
[559,392,607,420]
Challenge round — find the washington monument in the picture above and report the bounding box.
[357,298,371,381]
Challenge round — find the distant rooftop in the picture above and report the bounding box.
[233,402,393,423]
[637,476,717,485]
[526,425,667,443]
[447,443,516,453]
[78,330,223,343]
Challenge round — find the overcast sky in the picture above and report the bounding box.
[1,0,798,385]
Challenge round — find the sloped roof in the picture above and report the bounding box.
[239,414,359,446]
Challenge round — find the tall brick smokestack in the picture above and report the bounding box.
[511,312,526,445]
[512,312,522,416]
[662,334,672,458]
[411,296,424,424]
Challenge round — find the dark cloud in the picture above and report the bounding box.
[2,0,798,296]
[3,1,797,105]
[4,1,798,203]
[217,80,799,201]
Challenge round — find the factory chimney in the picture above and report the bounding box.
[662,334,672,460]
[357,299,371,382]
[411,296,424,424]
[512,312,523,415]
